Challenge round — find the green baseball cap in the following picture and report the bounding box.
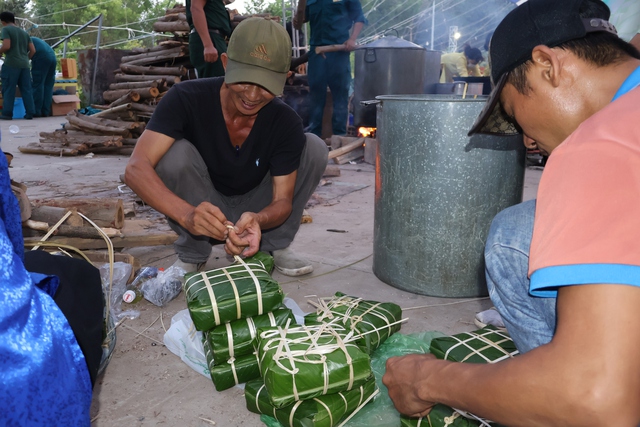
[225,17,292,95]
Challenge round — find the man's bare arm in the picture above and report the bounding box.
[28,42,35,59]
[0,38,11,54]
[226,171,296,256]
[631,33,640,52]
[124,129,229,241]
[345,22,364,51]
[191,0,218,63]
[384,283,640,426]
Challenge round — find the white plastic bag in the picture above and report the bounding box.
[163,309,209,378]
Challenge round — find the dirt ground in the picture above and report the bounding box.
[1,116,541,427]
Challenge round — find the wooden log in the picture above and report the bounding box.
[114,73,181,85]
[107,91,133,108]
[92,103,132,118]
[54,225,123,239]
[109,80,159,90]
[18,143,79,156]
[122,138,138,146]
[328,137,365,160]
[103,89,141,103]
[124,52,187,67]
[165,5,186,14]
[66,115,132,137]
[153,21,190,33]
[23,220,50,231]
[120,46,184,63]
[71,114,139,131]
[130,41,184,54]
[323,164,341,177]
[130,103,156,114]
[40,135,123,147]
[32,198,125,229]
[132,87,159,100]
[334,147,364,165]
[23,219,179,250]
[158,12,187,22]
[30,206,84,227]
[119,63,186,76]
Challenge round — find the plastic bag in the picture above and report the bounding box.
[99,262,138,320]
[163,309,209,378]
[141,265,186,307]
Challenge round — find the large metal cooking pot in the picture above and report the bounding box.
[353,37,439,128]
[373,94,525,297]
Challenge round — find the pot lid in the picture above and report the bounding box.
[357,36,425,50]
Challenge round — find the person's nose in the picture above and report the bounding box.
[244,85,262,101]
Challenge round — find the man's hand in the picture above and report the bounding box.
[383,354,438,418]
[225,212,262,257]
[182,201,229,240]
[345,38,357,51]
[203,45,219,63]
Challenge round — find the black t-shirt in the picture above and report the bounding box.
[147,77,306,196]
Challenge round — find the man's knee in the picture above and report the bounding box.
[155,139,206,180]
[301,133,328,174]
[486,199,536,249]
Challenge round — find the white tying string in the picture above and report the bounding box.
[200,272,220,325]
[313,398,333,426]
[227,357,239,385]
[289,400,304,427]
[225,322,235,358]
[234,255,263,314]
[442,328,518,363]
[255,383,265,411]
[335,388,380,427]
[222,268,242,319]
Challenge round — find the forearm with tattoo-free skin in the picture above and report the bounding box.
[383,283,640,426]
[191,0,218,63]
[345,22,364,51]
[124,130,231,242]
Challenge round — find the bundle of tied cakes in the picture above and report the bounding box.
[246,321,379,427]
[304,292,404,354]
[401,326,517,427]
[184,252,295,391]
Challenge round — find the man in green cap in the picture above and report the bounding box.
[125,17,328,276]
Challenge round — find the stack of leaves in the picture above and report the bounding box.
[245,376,379,427]
[256,322,374,409]
[402,326,517,427]
[203,307,296,391]
[304,292,404,354]
[183,252,291,391]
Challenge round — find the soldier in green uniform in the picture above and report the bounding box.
[186,0,232,78]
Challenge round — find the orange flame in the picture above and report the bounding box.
[358,127,376,137]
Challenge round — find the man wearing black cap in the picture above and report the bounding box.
[383,0,640,424]
[125,18,327,277]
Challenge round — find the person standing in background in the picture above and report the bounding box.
[439,43,484,83]
[0,11,35,120]
[186,0,232,78]
[293,0,366,137]
[30,37,56,117]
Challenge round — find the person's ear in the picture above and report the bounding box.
[221,53,228,70]
[530,45,561,88]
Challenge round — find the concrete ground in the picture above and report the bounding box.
[2,116,542,427]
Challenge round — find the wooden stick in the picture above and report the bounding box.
[328,137,365,159]
[32,198,125,229]
[315,44,347,55]
[114,73,181,85]
[92,103,132,117]
[103,89,141,103]
[109,80,159,90]
[23,220,50,231]
[120,46,184,63]
[152,21,190,33]
[66,115,131,137]
[107,91,133,108]
[132,87,159,100]
[30,206,84,227]
[130,41,184,54]
[18,143,79,156]
[120,63,186,76]
[129,103,156,114]
[157,12,187,22]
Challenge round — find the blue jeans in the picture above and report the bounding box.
[484,200,557,353]
[307,50,350,137]
[1,65,35,118]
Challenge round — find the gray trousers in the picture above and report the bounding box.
[156,133,328,263]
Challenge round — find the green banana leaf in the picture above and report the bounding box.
[184,257,284,331]
[204,308,296,361]
[429,326,518,364]
[400,405,494,427]
[257,323,372,409]
[203,337,262,391]
[304,293,403,354]
[246,376,378,427]
[247,251,275,275]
